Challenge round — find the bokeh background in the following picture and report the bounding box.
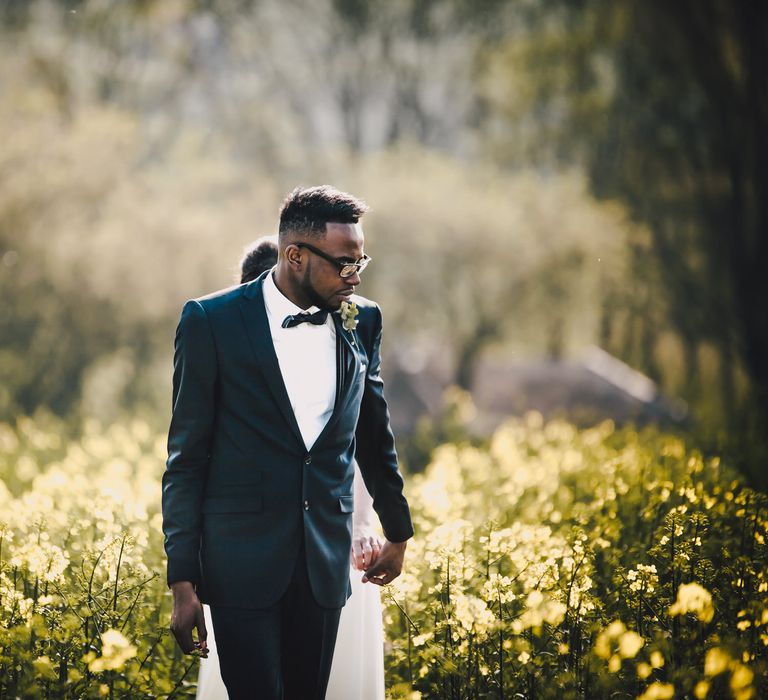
[2,0,766,483]
[1,1,767,698]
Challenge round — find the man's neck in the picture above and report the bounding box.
[272,267,312,310]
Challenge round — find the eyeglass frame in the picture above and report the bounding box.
[294,242,372,278]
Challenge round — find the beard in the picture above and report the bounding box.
[300,264,340,312]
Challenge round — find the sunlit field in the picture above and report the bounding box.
[382,415,767,699]
[1,415,765,698]
[2,1,767,698]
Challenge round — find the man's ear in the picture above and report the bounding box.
[284,243,303,270]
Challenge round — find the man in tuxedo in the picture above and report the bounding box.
[161,186,414,699]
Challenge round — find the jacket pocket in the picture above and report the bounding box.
[202,495,263,514]
[338,495,354,513]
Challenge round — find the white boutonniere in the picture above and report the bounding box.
[339,300,359,347]
[340,300,359,331]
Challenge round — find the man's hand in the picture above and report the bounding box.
[351,535,383,572]
[361,539,407,586]
[169,581,208,657]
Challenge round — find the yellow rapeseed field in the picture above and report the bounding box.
[0,414,766,698]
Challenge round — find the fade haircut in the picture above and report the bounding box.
[278,185,369,240]
[239,236,278,284]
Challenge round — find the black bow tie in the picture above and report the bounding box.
[282,309,329,328]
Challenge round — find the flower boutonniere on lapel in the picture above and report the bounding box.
[339,300,359,348]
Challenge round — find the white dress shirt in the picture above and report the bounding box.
[262,270,337,450]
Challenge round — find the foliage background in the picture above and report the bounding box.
[2,0,766,477]
[1,0,766,697]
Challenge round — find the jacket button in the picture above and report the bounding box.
[303,500,310,511]
[304,455,312,466]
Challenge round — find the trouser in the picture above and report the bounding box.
[209,540,343,700]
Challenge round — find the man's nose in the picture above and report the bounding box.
[346,271,361,286]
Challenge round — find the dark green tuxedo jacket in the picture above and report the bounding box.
[161,272,413,609]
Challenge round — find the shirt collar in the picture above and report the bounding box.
[263,268,321,325]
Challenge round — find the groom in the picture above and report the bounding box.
[161,186,414,699]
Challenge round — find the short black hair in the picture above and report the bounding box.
[278,185,369,239]
[239,236,278,283]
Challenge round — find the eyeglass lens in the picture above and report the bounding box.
[340,257,369,277]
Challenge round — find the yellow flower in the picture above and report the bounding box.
[669,582,714,623]
[637,682,675,700]
[704,647,731,676]
[32,656,57,681]
[595,619,644,662]
[595,620,626,659]
[618,630,644,659]
[637,662,652,679]
[693,680,709,699]
[88,628,137,673]
[412,633,431,647]
[452,593,496,638]
[650,650,665,668]
[730,664,754,700]
[512,589,566,634]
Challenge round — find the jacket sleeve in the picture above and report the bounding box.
[161,300,217,587]
[354,304,414,543]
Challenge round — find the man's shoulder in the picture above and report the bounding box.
[346,294,383,348]
[348,293,379,314]
[189,282,250,313]
[348,293,381,325]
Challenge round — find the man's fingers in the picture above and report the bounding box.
[369,537,381,565]
[196,604,208,643]
[172,623,196,654]
[356,537,401,580]
[361,560,391,585]
[170,598,207,655]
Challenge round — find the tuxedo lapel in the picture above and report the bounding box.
[333,311,359,402]
[238,278,305,448]
[312,312,360,447]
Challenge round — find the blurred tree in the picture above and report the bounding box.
[0,0,646,438]
[0,224,121,419]
[344,150,628,389]
[482,0,768,485]
[3,0,512,160]
[0,34,280,423]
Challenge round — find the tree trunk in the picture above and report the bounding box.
[455,318,500,390]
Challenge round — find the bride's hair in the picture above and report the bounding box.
[238,236,278,284]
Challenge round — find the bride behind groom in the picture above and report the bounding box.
[195,237,386,700]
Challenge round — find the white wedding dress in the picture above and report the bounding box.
[196,462,385,700]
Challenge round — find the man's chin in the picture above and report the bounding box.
[329,294,353,311]
[318,299,341,313]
